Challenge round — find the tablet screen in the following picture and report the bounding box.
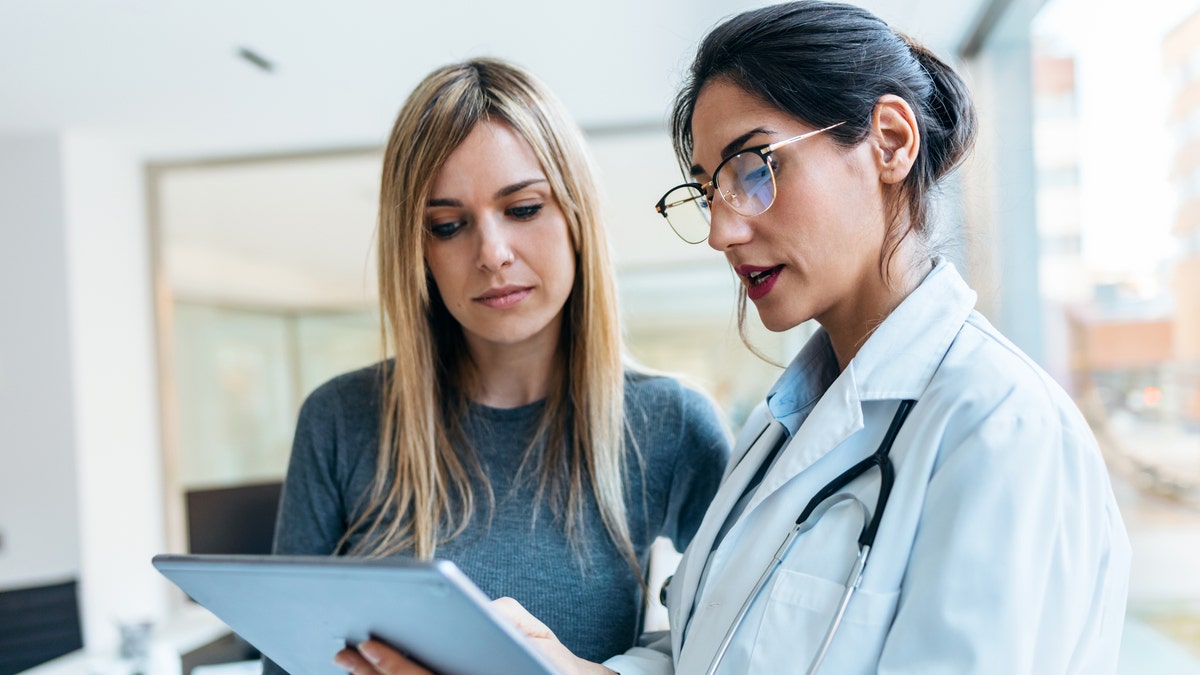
[153,554,559,675]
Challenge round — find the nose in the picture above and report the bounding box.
[706,200,753,252]
[476,216,514,271]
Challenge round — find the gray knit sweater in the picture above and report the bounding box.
[264,364,730,672]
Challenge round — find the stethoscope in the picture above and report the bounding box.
[705,399,917,675]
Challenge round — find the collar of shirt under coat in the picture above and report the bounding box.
[765,258,978,436]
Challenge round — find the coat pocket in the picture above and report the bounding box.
[747,568,899,674]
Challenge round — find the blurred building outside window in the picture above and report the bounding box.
[1033,0,1200,663]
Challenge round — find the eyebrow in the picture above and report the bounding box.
[426,178,548,207]
[689,127,774,177]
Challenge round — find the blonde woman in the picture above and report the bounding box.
[269,58,729,671]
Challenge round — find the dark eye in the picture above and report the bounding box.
[508,204,543,220]
[764,153,780,176]
[741,163,771,189]
[429,220,466,239]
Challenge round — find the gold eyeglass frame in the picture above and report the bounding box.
[654,121,846,243]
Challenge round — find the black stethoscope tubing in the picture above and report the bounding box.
[704,398,917,675]
[795,398,916,547]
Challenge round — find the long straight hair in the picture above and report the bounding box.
[340,58,638,573]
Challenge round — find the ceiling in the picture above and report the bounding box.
[1,0,990,160]
[4,0,994,311]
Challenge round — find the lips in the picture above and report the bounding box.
[734,264,783,301]
[474,285,533,308]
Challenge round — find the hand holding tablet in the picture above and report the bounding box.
[332,600,617,675]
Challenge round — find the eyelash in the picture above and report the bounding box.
[429,221,465,239]
[509,203,543,220]
[427,203,544,240]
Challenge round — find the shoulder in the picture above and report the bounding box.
[937,311,1080,419]
[290,362,389,483]
[622,368,731,464]
[299,361,388,425]
[908,314,1127,587]
[925,311,1096,463]
[623,368,726,427]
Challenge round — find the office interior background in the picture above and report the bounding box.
[2,0,1199,672]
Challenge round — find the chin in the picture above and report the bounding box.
[751,292,816,333]
[753,307,800,334]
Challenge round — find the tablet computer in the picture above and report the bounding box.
[152,554,559,675]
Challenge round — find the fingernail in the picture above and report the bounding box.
[359,642,383,665]
[333,652,353,669]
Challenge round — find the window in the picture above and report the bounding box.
[1032,0,1200,667]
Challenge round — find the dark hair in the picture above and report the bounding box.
[672,0,977,251]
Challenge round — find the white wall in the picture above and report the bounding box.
[0,133,169,654]
[61,134,170,652]
[0,134,82,589]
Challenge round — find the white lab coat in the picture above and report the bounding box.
[605,260,1130,675]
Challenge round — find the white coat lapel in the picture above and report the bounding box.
[670,405,786,658]
[672,373,863,672]
[742,368,864,516]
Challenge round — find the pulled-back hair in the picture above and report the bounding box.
[672,0,977,259]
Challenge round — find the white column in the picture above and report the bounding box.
[60,133,170,653]
[0,134,82,589]
[962,0,1045,364]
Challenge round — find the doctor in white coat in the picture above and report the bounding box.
[335,2,1131,674]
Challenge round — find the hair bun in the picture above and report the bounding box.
[901,35,977,181]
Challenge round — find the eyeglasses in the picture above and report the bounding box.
[654,121,845,244]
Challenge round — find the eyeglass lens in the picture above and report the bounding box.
[660,150,776,243]
[718,152,775,216]
[659,185,710,244]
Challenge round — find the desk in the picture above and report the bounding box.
[20,605,233,675]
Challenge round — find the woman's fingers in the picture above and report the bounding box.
[331,604,614,675]
[333,647,377,674]
[492,596,557,640]
[490,598,616,675]
[333,640,432,675]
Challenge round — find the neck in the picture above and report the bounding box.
[823,244,931,371]
[463,327,562,409]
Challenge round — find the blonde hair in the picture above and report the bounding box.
[341,58,637,573]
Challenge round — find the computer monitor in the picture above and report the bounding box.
[185,481,283,556]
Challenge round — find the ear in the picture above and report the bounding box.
[870,94,920,185]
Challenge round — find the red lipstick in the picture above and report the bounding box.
[735,264,783,301]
